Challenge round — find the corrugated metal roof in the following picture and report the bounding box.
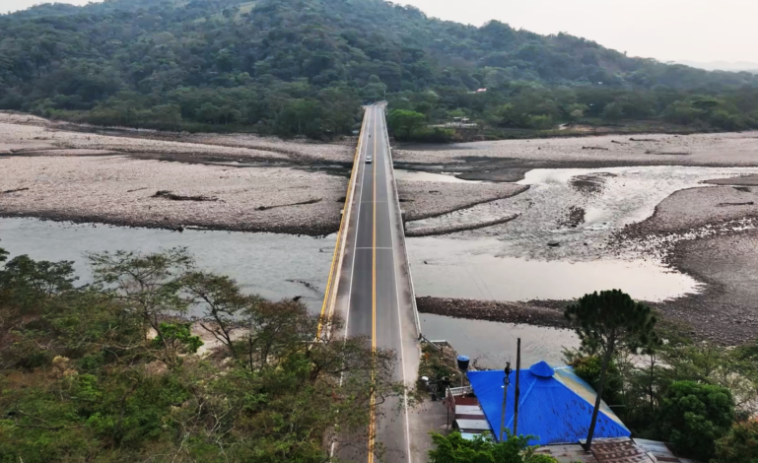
[456,419,492,432]
[591,438,654,463]
[467,362,631,446]
[535,444,598,463]
[455,405,484,415]
[634,439,693,463]
[536,438,690,463]
[553,366,627,428]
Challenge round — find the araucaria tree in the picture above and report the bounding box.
[565,290,658,450]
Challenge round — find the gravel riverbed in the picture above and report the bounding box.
[5,112,758,345]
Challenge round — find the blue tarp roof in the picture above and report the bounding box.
[467,361,630,445]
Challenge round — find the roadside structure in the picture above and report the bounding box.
[444,361,692,462]
[467,361,630,445]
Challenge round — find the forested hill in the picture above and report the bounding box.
[1,0,757,137]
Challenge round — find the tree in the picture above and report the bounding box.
[428,431,557,463]
[387,109,426,140]
[87,247,195,366]
[601,102,624,122]
[183,271,258,362]
[716,420,758,463]
[571,355,624,408]
[659,381,734,461]
[564,290,658,450]
[1,248,412,462]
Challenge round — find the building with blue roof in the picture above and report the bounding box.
[466,361,631,446]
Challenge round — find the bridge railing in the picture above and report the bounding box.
[317,109,367,338]
[383,113,423,339]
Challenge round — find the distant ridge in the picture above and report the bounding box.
[677,60,758,73]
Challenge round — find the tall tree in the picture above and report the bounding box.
[564,289,658,450]
[387,109,426,139]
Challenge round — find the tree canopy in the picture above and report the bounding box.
[565,290,658,449]
[0,246,407,462]
[659,381,735,462]
[428,431,557,463]
[1,0,757,138]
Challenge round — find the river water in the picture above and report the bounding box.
[0,218,335,315]
[421,314,579,369]
[404,166,758,304]
[6,166,758,368]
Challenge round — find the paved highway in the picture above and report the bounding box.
[332,105,421,463]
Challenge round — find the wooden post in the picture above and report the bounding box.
[499,362,511,442]
[513,338,521,436]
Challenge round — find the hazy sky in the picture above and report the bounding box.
[3,0,757,63]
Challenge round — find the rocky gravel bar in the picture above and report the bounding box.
[416,296,570,329]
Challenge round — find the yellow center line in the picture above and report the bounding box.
[317,108,368,338]
[368,107,378,463]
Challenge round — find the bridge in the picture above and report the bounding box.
[320,104,423,463]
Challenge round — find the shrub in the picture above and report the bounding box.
[715,420,758,463]
[658,381,735,461]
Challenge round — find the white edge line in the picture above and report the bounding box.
[380,107,414,463]
[325,107,368,325]
[384,108,422,338]
[330,107,369,458]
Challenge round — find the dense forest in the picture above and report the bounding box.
[1,0,757,138]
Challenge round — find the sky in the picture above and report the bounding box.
[2,0,757,64]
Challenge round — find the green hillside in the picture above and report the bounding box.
[1,0,757,137]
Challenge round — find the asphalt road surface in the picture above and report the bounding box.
[334,105,420,463]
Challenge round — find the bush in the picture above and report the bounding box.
[429,431,558,463]
[716,420,758,463]
[708,110,746,131]
[658,381,735,461]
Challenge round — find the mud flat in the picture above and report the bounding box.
[612,177,758,344]
[0,112,360,234]
[395,131,758,177]
[650,231,758,344]
[622,185,758,236]
[0,156,345,235]
[397,180,528,222]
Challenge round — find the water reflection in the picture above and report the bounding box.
[409,236,701,303]
[421,313,580,369]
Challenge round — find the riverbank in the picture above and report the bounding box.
[407,165,758,346]
[0,113,538,236]
[417,296,568,329]
[0,156,346,236]
[395,131,758,180]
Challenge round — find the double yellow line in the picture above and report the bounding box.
[368,107,378,463]
[316,105,379,463]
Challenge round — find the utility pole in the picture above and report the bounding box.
[499,362,512,442]
[514,339,521,436]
